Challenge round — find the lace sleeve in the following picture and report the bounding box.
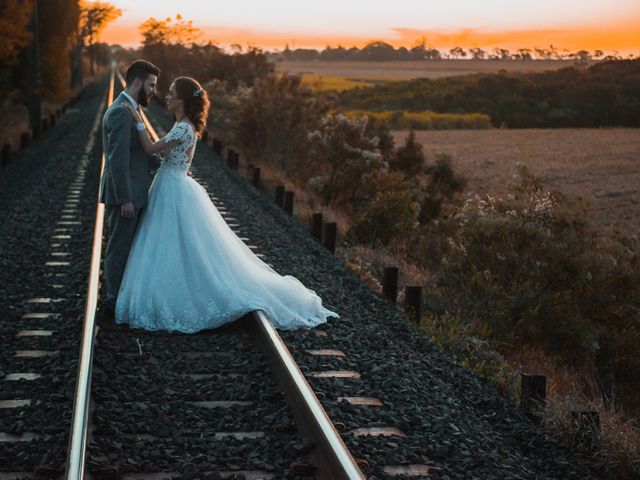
[163,122,189,145]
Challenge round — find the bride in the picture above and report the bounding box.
[116,76,340,333]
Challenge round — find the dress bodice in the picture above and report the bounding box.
[158,121,196,175]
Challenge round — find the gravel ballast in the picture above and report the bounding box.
[0,78,109,473]
[0,77,598,479]
[145,100,599,480]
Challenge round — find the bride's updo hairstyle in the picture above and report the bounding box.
[174,76,210,137]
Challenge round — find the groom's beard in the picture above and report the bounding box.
[137,88,149,107]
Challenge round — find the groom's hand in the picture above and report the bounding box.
[121,202,135,219]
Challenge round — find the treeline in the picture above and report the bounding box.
[113,15,274,97]
[1,0,80,104]
[0,0,119,140]
[274,40,626,62]
[335,59,640,127]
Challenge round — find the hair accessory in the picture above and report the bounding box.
[193,88,204,97]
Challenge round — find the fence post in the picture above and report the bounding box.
[311,213,323,241]
[323,222,337,253]
[383,267,399,303]
[404,286,422,322]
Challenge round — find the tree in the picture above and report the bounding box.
[234,73,328,175]
[493,47,511,60]
[37,0,81,101]
[0,0,32,72]
[469,47,486,60]
[138,15,206,91]
[364,116,395,162]
[424,48,442,60]
[80,1,121,74]
[449,47,467,59]
[390,130,425,179]
[139,17,172,46]
[573,50,592,62]
[139,15,203,49]
[534,47,552,60]
[346,185,420,248]
[516,48,532,60]
[419,154,466,222]
[361,41,396,61]
[307,113,387,211]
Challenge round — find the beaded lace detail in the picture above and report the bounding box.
[158,121,196,175]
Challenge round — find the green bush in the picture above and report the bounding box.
[345,186,421,248]
[389,130,425,179]
[419,167,640,405]
[418,154,466,222]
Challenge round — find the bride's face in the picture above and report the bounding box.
[165,83,182,112]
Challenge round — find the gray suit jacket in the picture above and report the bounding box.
[100,92,159,208]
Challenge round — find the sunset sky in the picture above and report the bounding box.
[98,0,640,55]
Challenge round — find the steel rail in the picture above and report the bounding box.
[114,69,365,479]
[65,66,115,480]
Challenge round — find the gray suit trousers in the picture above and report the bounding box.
[103,204,143,308]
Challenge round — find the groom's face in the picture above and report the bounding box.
[137,74,158,107]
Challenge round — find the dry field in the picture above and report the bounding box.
[392,128,640,236]
[275,59,587,81]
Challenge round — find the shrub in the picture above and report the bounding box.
[307,113,387,213]
[389,130,424,179]
[345,184,421,248]
[422,166,640,406]
[234,73,330,176]
[418,154,466,222]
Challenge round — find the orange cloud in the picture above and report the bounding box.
[100,16,640,55]
[391,18,640,54]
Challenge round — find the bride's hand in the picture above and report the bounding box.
[122,101,142,123]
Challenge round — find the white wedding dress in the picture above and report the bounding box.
[115,121,340,333]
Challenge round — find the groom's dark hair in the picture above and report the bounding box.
[125,60,160,85]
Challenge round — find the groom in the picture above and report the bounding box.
[99,59,160,319]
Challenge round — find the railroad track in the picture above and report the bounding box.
[61,69,366,479]
[2,68,434,479]
[2,61,597,480]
